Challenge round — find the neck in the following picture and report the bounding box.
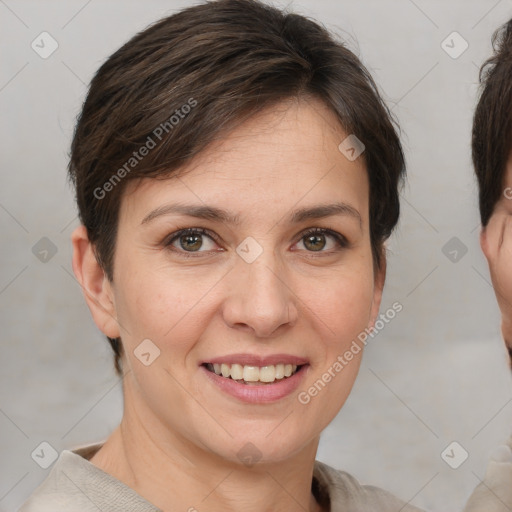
[90,395,323,512]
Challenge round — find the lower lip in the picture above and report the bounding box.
[200,364,309,404]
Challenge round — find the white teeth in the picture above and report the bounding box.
[243,366,260,382]
[221,363,230,378]
[259,366,276,383]
[230,363,243,380]
[207,363,300,383]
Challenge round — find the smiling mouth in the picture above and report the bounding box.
[203,362,304,385]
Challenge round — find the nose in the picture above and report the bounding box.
[222,249,298,338]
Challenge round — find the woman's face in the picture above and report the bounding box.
[97,97,384,464]
[480,158,512,359]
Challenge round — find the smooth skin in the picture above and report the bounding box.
[71,96,385,512]
[465,161,512,511]
[480,157,512,357]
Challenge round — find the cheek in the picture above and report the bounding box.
[295,273,372,431]
[113,260,218,354]
[114,245,375,355]
[303,266,374,338]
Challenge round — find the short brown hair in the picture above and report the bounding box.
[68,0,405,375]
[473,18,512,226]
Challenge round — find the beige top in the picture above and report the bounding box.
[464,435,512,512]
[19,442,424,512]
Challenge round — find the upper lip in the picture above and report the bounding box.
[201,353,309,367]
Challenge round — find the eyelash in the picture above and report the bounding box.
[163,227,349,258]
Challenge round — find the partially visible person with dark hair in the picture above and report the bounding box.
[19,1,424,510]
[465,18,512,512]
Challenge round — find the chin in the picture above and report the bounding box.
[204,430,314,468]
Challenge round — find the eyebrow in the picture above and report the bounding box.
[141,202,362,227]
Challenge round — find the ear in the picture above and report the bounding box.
[369,251,386,328]
[480,225,491,261]
[71,225,120,338]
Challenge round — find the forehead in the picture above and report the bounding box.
[121,96,369,224]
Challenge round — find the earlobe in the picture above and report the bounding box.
[71,225,120,338]
[480,226,490,260]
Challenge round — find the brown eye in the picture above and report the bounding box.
[296,228,348,253]
[165,227,220,256]
[178,233,203,251]
[303,233,326,251]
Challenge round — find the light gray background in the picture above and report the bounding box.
[2,0,512,510]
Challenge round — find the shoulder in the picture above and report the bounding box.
[313,460,425,512]
[18,447,159,512]
[19,450,98,512]
[464,435,512,512]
